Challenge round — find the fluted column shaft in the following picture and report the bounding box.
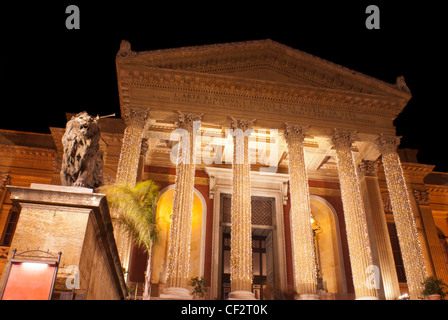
[331,130,377,299]
[114,107,149,270]
[375,134,426,300]
[284,124,317,296]
[165,112,202,289]
[230,118,255,295]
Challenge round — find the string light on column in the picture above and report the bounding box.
[230,117,255,294]
[331,129,377,299]
[165,112,203,289]
[114,107,149,269]
[375,134,426,300]
[284,123,318,296]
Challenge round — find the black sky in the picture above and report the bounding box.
[1,1,447,172]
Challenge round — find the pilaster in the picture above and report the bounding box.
[358,160,401,300]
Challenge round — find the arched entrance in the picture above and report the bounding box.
[150,186,207,296]
[309,195,347,294]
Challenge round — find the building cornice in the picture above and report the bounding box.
[118,64,408,123]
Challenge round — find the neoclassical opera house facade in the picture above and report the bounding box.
[1,40,448,300]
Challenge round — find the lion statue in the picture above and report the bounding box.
[60,111,103,189]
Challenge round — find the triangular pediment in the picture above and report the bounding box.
[116,39,411,99]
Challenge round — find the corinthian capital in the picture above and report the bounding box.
[330,129,358,149]
[358,160,379,177]
[230,117,256,131]
[176,111,203,131]
[375,134,401,155]
[123,106,150,128]
[284,123,310,145]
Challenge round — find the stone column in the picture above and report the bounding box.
[358,160,401,300]
[331,130,377,299]
[375,134,427,300]
[413,189,448,285]
[114,107,149,273]
[161,112,202,300]
[284,124,318,299]
[229,117,256,300]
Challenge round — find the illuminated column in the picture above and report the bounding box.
[229,117,255,300]
[114,107,149,271]
[284,124,318,298]
[413,190,448,285]
[162,112,202,299]
[358,160,401,300]
[116,107,149,185]
[375,134,427,299]
[331,130,378,299]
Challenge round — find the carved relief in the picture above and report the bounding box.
[413,189,430,206]
[116,40,137,59]
[0,172,11,189]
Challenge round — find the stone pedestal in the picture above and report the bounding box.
[1,184,127,300]
[228,290,256,300]
[159,287,193,300]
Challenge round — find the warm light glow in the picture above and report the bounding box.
[152,188,203,285]
[20,262,49,271]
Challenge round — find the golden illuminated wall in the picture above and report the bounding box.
[310,198,344,294]
[151,188,204,286]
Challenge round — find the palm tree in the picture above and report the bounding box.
[102,180,160,300]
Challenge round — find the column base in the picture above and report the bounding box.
[298,293,320,300]
[159,287,193,300]
[228,290,257,300]
[355,296,379,300]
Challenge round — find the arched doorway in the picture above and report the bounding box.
[309,195,347,294]
[150,186,207,296]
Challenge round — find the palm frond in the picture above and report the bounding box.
[101,181,160,253]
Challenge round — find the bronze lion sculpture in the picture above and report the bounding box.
[60,111,103,189]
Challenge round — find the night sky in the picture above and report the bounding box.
[1,2,446,172]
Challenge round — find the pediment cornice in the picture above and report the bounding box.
[116,39,411,100]
[117,63,409,120]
